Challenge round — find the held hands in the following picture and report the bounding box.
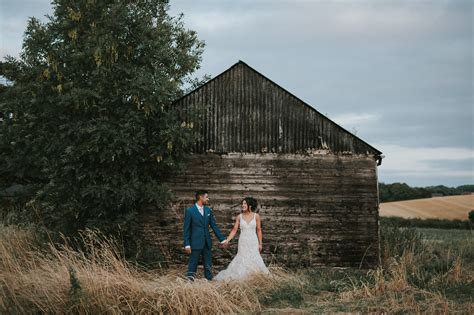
[219,239,229,249]
[258,243,262,253]
[185,240,228,253]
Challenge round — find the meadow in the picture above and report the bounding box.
[380,194,474,220]
[0,222,472,314]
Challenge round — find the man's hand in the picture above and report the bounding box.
[184,247,192,254]
[219,240,228,249]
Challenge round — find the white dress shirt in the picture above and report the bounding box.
[185,203,227,249]
[196,203,204,216]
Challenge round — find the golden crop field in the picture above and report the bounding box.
[379,194,474,220]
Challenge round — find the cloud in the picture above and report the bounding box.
[375,143,474,185]
[172,0,472,44]
[1,0,472,186]
[183,9,256,33]
[332,113,380,127]
[0,0,52,58]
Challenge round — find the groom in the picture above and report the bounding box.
[183,190,228,281]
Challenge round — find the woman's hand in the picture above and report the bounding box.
[258,243,262,252]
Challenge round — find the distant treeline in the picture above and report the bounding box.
[378,182,474,202]
[380,216,473,230]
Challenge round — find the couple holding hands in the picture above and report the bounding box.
[183,190,270,281]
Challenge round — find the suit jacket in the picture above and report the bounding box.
[183,204,225,250]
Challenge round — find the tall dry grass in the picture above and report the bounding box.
[339,251,452,313]
[1,223,472,314]
[335,226,474,314]
[0,225,294,314]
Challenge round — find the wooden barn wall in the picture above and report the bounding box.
[138,152,380,269]
[176,62,381,156]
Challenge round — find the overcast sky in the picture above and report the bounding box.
[1,0,472,187]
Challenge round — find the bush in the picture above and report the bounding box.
[379,223,426,266]
[380,216,472,230]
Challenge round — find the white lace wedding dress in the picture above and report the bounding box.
[214,212,270,281]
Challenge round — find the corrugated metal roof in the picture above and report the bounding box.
[175,60,383,160]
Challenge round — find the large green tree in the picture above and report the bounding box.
[0,0,204,245]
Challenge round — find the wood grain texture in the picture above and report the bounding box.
[138,153,380,269]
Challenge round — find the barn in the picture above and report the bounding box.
[138,60,384,269]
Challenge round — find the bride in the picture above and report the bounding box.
[214,197,270,281]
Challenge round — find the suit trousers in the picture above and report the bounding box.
[186,243,213,281]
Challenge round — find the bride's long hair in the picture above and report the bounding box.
[241,197,258,213]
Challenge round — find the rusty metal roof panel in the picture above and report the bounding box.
[174,60,383,157]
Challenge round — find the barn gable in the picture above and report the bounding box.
[138,61,382,269]
[175,60,383,164]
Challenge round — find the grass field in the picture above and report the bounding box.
[0,223,472,314]
[380,194,474,220]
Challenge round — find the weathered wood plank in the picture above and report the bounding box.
[138,153,379,269]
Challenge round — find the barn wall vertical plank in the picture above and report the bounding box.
[224,69,230,152]
[173,61,381,157]
[211,75,216,151]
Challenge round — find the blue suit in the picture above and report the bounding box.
[183,203,225,280]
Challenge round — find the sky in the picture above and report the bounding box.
[1,0,473,187]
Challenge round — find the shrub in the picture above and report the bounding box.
[380,223,426,266]
[380,216,472,230]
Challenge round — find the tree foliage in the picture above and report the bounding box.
[379,182,474,202]
[0,0,204,246]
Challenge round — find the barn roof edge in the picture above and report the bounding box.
[173,60,383,157]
